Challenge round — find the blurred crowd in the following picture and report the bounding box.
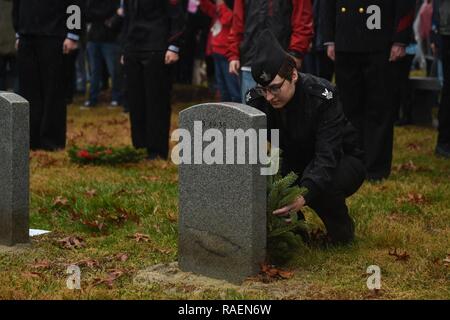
[0,0,449,169]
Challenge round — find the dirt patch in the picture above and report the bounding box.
[133,262,309,299]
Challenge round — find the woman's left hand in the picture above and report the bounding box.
[273,196,306,217]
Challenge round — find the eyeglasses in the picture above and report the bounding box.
[255,79,286,97]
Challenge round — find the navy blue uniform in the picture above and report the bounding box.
[322,0,416,180]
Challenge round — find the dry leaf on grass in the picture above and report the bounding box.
[406,143,421,151]
[29,259,52,270]
[252,263,295,283]
[74,259,100,268]
[444,255,450,266]
[396,193,427,205]
[22,271,45,279]
[388,248,410,262]
[167,212,178,223]
[57,236,85,250]
[81,219,105,232]
[92,269,126,288]
[128,233,151,242]
[115,253,129,262]
[84,189,97,198]
[141,175,161,182]
[53,196,69,207]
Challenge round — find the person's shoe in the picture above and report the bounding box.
[108,101,120,109]
[435,143,450,159]
[80,101,96,110]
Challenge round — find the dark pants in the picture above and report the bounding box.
[306,155,366,244]
[125,52,171,158]
[17,36,67,151]
[63,49,78,105]
[335,51,394,180]
[391,54,414,124]
[87,42,121,104]
[438,35,450,145]
[0,54,18,92]
[302,50,335,82]
[212,53,240,102]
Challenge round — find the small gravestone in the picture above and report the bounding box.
[0,92,29,246]
[409,77,442,127]
[177,103,267,284]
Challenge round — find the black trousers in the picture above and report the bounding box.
[0,54,18,92]
[17,36,67,150]
[305,155,366,245]
[302,50,335,82]
[439,35,450,145]
[335,51,394,180]
[125,52,172,159]
[391,54,414,124]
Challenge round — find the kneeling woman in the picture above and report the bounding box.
[246,31,366,245]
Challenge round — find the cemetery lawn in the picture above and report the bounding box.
[0,96,449,300]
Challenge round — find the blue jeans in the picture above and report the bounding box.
[212,53,240,102]
[240,69,257,103]
[86,42,121,104]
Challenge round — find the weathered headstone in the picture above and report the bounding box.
[0,92,29,246]
[178,103,267,284]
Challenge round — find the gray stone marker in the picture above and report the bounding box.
[178,103,267,284]
[0,92,29,246]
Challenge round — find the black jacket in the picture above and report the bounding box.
[246,73,364,205]
[122,0,185,54]
[322,0,416,52]
[86,0,122,43]
[13,0,83,40]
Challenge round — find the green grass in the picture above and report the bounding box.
[0,96,448,300]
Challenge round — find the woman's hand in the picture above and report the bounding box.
[165,50,179,65]
[273,196,306,217]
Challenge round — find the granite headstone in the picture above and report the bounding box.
[178,102,267,284]
[0,92,29,246]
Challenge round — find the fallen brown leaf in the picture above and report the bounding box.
[84,189,97,198]
[141,176,161,182]
[128,233,151,243]
[53,196,69,207]
[388,248,410,262]
[115,253,129,262]
[167,212,178,223]
[444,255,450,266]
[29,259,52,270]
[92,269,126,288]
[74,259,100,268]
[22,271,44,279]
[256,263,294,283]
[57,236,85,250]
[81,219,105,232]
[406,143,421,151]
[396,193,427,205]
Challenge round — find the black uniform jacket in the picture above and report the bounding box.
[13,0,84,40]
[246,73,364,205]
[86,0,122,43]
[122,0,185,54]
[321,0,416,52]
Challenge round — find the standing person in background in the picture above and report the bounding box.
[122,0,185,160]
[84,0,123,109]
[13,0,83,151]
[228,0,314,102]
[322,0,416,181]
[431,0,450,158]
[199,0,240,102]
[301,0,334,81]
[0,0,17,92]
